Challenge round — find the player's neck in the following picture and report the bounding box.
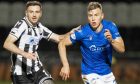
[95,23,103,33]
[25,17,37,27]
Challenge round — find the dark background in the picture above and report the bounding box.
[0,0,140,83]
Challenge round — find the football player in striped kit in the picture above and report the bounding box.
[3,1,78,84]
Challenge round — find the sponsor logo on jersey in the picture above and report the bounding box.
[89,44,110,52]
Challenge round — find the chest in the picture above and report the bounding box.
[20,28,43,45]
[84,32,107,44]
[82,32,110,52]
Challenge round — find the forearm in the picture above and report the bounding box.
[111,39,125,53]
[50,33,69,43]
[58,42,69,67]
[57,34,70,43]
[58,25,81,42]
[3,42,24,55]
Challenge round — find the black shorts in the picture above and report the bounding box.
[11,68,53,84]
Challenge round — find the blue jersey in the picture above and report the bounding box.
[70,20,121,75]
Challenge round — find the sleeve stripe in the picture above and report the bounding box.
[9,33,18,39]
[47,32,53,41]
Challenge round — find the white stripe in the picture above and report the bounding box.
[14,55,22,75]
[34,52,41,72]
[11,18,53,75]
[27,59,32,74]
[14,38,25,75]
[26,44,33,74]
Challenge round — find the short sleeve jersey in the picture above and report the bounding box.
[70,20,121,75]
[10,17,54,75]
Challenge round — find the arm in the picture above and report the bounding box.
[111,37,125,53]
[49,25,81,43]
[49,33,62,43]
[58,35,73,80]
[104,29,125,53]
[3,34,36,60]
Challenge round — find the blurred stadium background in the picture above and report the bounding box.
[0,0,140,84]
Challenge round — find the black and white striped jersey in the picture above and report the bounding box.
[10,17,53,75]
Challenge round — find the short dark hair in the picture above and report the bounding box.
[25,1,42,10]
[87,2,102,12]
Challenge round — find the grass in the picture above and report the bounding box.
[0,80,140,84]
[54,81,84,84]
[0,81,11,84]
[0,80,84,84]
[55,79,140,84]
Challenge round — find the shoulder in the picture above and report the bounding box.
[102,19,118,29]
[80,23,90,31]
[38,22,50,30]
[75,24,87,34]
[38,22,53,34]
[74,24,89,37]
[14,19,27,29]
[102,19,117,26]
[82,23,90,29]
[38,22,44,27]
[81,23,92,34]
[38,22,45,28]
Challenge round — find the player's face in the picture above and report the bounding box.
[88,8,104,30]
[26,5,42,25]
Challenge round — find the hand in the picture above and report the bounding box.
[70,25,81,34]
[104,29,113,42]
[21,51,37,60]
[60,66,70,80]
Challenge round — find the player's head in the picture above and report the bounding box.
[25,1,42,25]
[87,2,104,30]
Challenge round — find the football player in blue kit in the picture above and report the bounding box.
[58,2,125,84]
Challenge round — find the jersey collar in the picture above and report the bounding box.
[24,17,39,28]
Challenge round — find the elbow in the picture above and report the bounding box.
[121,45,125,53]
[119,47,125,53]
[58,41,65,49]
[3,42,7,49]
[120,42,125,53]
[58,35,65,43]
[3,41,9,50]
[120,49,125,53]
[58,42,61,49]
[122,48,125,53]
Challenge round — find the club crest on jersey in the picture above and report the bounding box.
[71,33,76,40]
[28,37,39,45]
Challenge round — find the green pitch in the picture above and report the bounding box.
[0,80,140,84]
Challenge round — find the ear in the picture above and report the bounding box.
[102,13,104,19]
[25,11,27,16]
[40,11,42,17]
